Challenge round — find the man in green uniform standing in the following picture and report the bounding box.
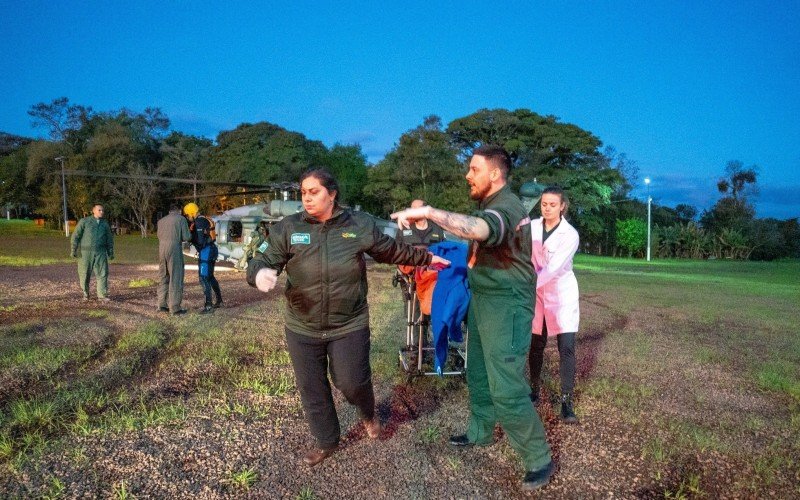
[70,204,114,302]
[391,145,554,491]
[156,205,192,315]
[234,223,269,272]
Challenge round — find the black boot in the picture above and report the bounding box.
[213,298,223,308]
[530,387,541,405]
[522,461,555,491]
[560,393,578,424]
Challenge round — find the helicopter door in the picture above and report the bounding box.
[227,220,243,243]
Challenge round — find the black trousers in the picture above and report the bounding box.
[528,322,577,395]
[285,326,375,450]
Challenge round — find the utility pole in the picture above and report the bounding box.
[56,157,69,237]
[645,177,652,262]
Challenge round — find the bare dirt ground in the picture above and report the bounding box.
[1,263,797,498]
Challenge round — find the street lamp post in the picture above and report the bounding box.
[645,177,652,262]
[55,156,69,237]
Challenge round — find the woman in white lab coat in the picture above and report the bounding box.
[528,186,580,423]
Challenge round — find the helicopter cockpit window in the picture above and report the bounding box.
[228,221,243,243]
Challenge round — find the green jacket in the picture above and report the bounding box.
[247,208,432,338]
[468,184,535,298]
[71,216,114,258]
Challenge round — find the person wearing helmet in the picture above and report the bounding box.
[184,203,223,313]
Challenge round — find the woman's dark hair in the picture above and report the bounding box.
[299,168,340,204]
[542,185,570,215]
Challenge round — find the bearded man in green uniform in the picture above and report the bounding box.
[70,204,114,302]
[391,145,554,491]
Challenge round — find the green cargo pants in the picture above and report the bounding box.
[78,251,109,298]
[465,292,552,471]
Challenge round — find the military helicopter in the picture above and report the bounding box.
[181,199,300,265]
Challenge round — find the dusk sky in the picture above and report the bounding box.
[2,1,798,218]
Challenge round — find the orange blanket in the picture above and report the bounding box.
[414,268,438,316]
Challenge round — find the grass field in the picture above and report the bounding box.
[574,255,799,495]
[0,220,798,497]
[0,219,159,265]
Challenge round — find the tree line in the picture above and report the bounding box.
[1,98,797,260]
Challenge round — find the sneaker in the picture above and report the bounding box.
[157,306,169,313]
[560,394,578,424]
[212,300,223,309]
[200,305,214,314]
[171,309,188,316]
[522,461,555,491]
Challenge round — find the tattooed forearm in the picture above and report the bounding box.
[428,208,490,241]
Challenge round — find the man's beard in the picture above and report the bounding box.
[469,182,490,200]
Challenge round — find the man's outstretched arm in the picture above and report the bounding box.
[391,206,490,242]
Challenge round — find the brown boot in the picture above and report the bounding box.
[363,417,381,439]
[302,445,338,466]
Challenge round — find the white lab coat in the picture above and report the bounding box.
[531,216,580,335]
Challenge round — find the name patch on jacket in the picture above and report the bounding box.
[402,229,413,236]
[291,233,311,245]
[341,232,357,238]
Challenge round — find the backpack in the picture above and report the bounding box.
[199,215,217,242]
[191,216,216,248]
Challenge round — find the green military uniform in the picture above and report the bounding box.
[465,184,552,471]
[157,210,191,312]
[71,215,114,299]
[234,226,267,271]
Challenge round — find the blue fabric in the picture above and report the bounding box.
[429,242,471,375]
[198,244,217,278]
